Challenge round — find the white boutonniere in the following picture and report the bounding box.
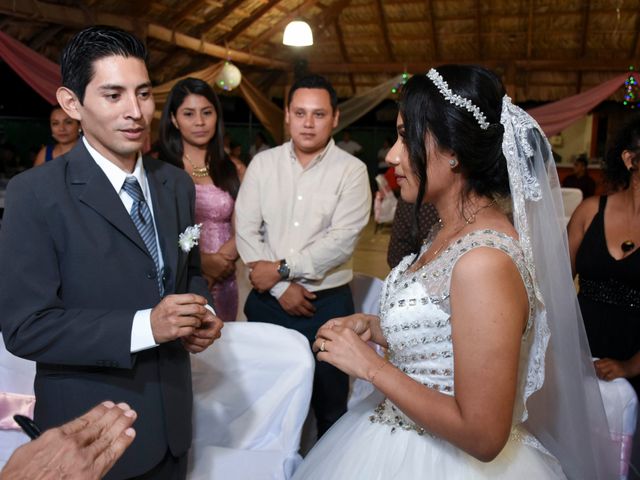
[178,224,202,253]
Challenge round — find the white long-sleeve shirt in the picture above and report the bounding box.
[236,139,371,298]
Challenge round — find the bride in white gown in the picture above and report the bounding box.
[292,66,616,479]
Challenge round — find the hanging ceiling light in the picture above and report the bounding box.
[282,20,313,47]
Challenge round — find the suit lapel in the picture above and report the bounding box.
[146,158,179,293]
[67,142,150,257]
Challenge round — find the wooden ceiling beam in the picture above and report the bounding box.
[475,0,483,59]
[216,0,282,44]
[334,19,356,95]
[130,0,157,18]
[247,0,320,50]
[28,24,64,51]
[0,0,288,69]
[195,0,245,36]
[576,0,591,94]
[166,0,206,29]
[631,7,640,60]
[148,24,289,69]
[526,0,534,59]
[308,59,636,74]
[311,0,351,34]
[427,0,439,60]
[374,0,395,62]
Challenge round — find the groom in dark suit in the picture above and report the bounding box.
[0,26,223,479]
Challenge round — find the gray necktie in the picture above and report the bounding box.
[122,176,163,295]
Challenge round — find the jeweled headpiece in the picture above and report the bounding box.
[426,68,490,130]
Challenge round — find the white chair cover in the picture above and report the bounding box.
[0,338,35,470]
[189,322,314,480]
[597,378,638,480]
[348,274,385,410]
[373,174,397,227]
[560,187,583,225]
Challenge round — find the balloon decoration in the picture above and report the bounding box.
[216,61,242,91]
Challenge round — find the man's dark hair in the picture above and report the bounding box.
[574,154,588,167]
[287,74,338,112]
[60,25,148,104]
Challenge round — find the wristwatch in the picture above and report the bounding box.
[277,259,290,280]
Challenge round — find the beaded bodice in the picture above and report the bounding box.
[370,229,549,436]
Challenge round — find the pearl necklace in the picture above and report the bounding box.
[184,153,209,178]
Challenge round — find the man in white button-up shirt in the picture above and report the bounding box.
[236,75,371,437]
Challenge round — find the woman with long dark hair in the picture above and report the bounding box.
[33,105,80,166]
[568,116,640,393]
[159,77,241,321]
[292,65,615,479]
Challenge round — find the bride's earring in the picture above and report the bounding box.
[449,158,459,168]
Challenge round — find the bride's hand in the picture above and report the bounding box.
[320,313,372,341]
[313,326,381,380]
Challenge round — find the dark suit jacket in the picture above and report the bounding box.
[0,142,212,479]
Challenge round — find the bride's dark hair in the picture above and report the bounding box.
[398,65,510,214]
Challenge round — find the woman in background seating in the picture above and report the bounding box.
[33,105,80,166]
[159,77,241,322]
[568,116,640,393]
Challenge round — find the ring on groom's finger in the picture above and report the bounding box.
[320,340,326,352]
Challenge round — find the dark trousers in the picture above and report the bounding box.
[244,284,354,437]
[123,449,187,480]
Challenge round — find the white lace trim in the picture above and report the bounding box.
[500,95,550,421]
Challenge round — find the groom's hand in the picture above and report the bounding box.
[150,294,209,343]
[181,310,224,353]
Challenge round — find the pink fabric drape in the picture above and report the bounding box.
[528,72,631,137]
[0,31,60,105]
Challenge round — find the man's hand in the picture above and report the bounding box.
[150,294,209,344]
[0,401,136,480]
[181,309,224,353]
[248,260,281,293]
[277,283,317,317]
[594,358,632,381]
[201,253,235,283]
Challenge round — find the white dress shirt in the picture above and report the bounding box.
[83,137,162,353]
[235,139,371,298]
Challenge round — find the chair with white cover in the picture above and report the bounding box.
[374,174,398,233]
[0,338,36,470]
[561,187,583,225]
[597,377,638,480]
[188,322,314,480]
[348,273,386,410]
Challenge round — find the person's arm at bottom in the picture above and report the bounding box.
[0,401,136,480]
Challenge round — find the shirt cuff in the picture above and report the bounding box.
[205,303,217,316]
[270,281,290,299]
[130,309,158,353]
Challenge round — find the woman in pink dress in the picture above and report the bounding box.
[159,78,241,321]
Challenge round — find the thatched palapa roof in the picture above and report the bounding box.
[0,0,638,102]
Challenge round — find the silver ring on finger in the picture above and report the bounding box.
[320,340,326,352]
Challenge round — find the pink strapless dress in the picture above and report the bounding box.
[194,184,238,322]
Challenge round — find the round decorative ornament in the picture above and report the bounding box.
[216,62,242,91]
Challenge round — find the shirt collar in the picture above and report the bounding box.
[83,137,147,197]
[287,138,335,169]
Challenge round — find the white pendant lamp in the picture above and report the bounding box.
[282,20,313,47]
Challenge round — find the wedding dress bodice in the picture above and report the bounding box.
[370,229,549,438]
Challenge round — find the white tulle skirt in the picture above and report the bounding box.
[293,393,566,480]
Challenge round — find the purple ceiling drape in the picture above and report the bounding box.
[0,30,61,105]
